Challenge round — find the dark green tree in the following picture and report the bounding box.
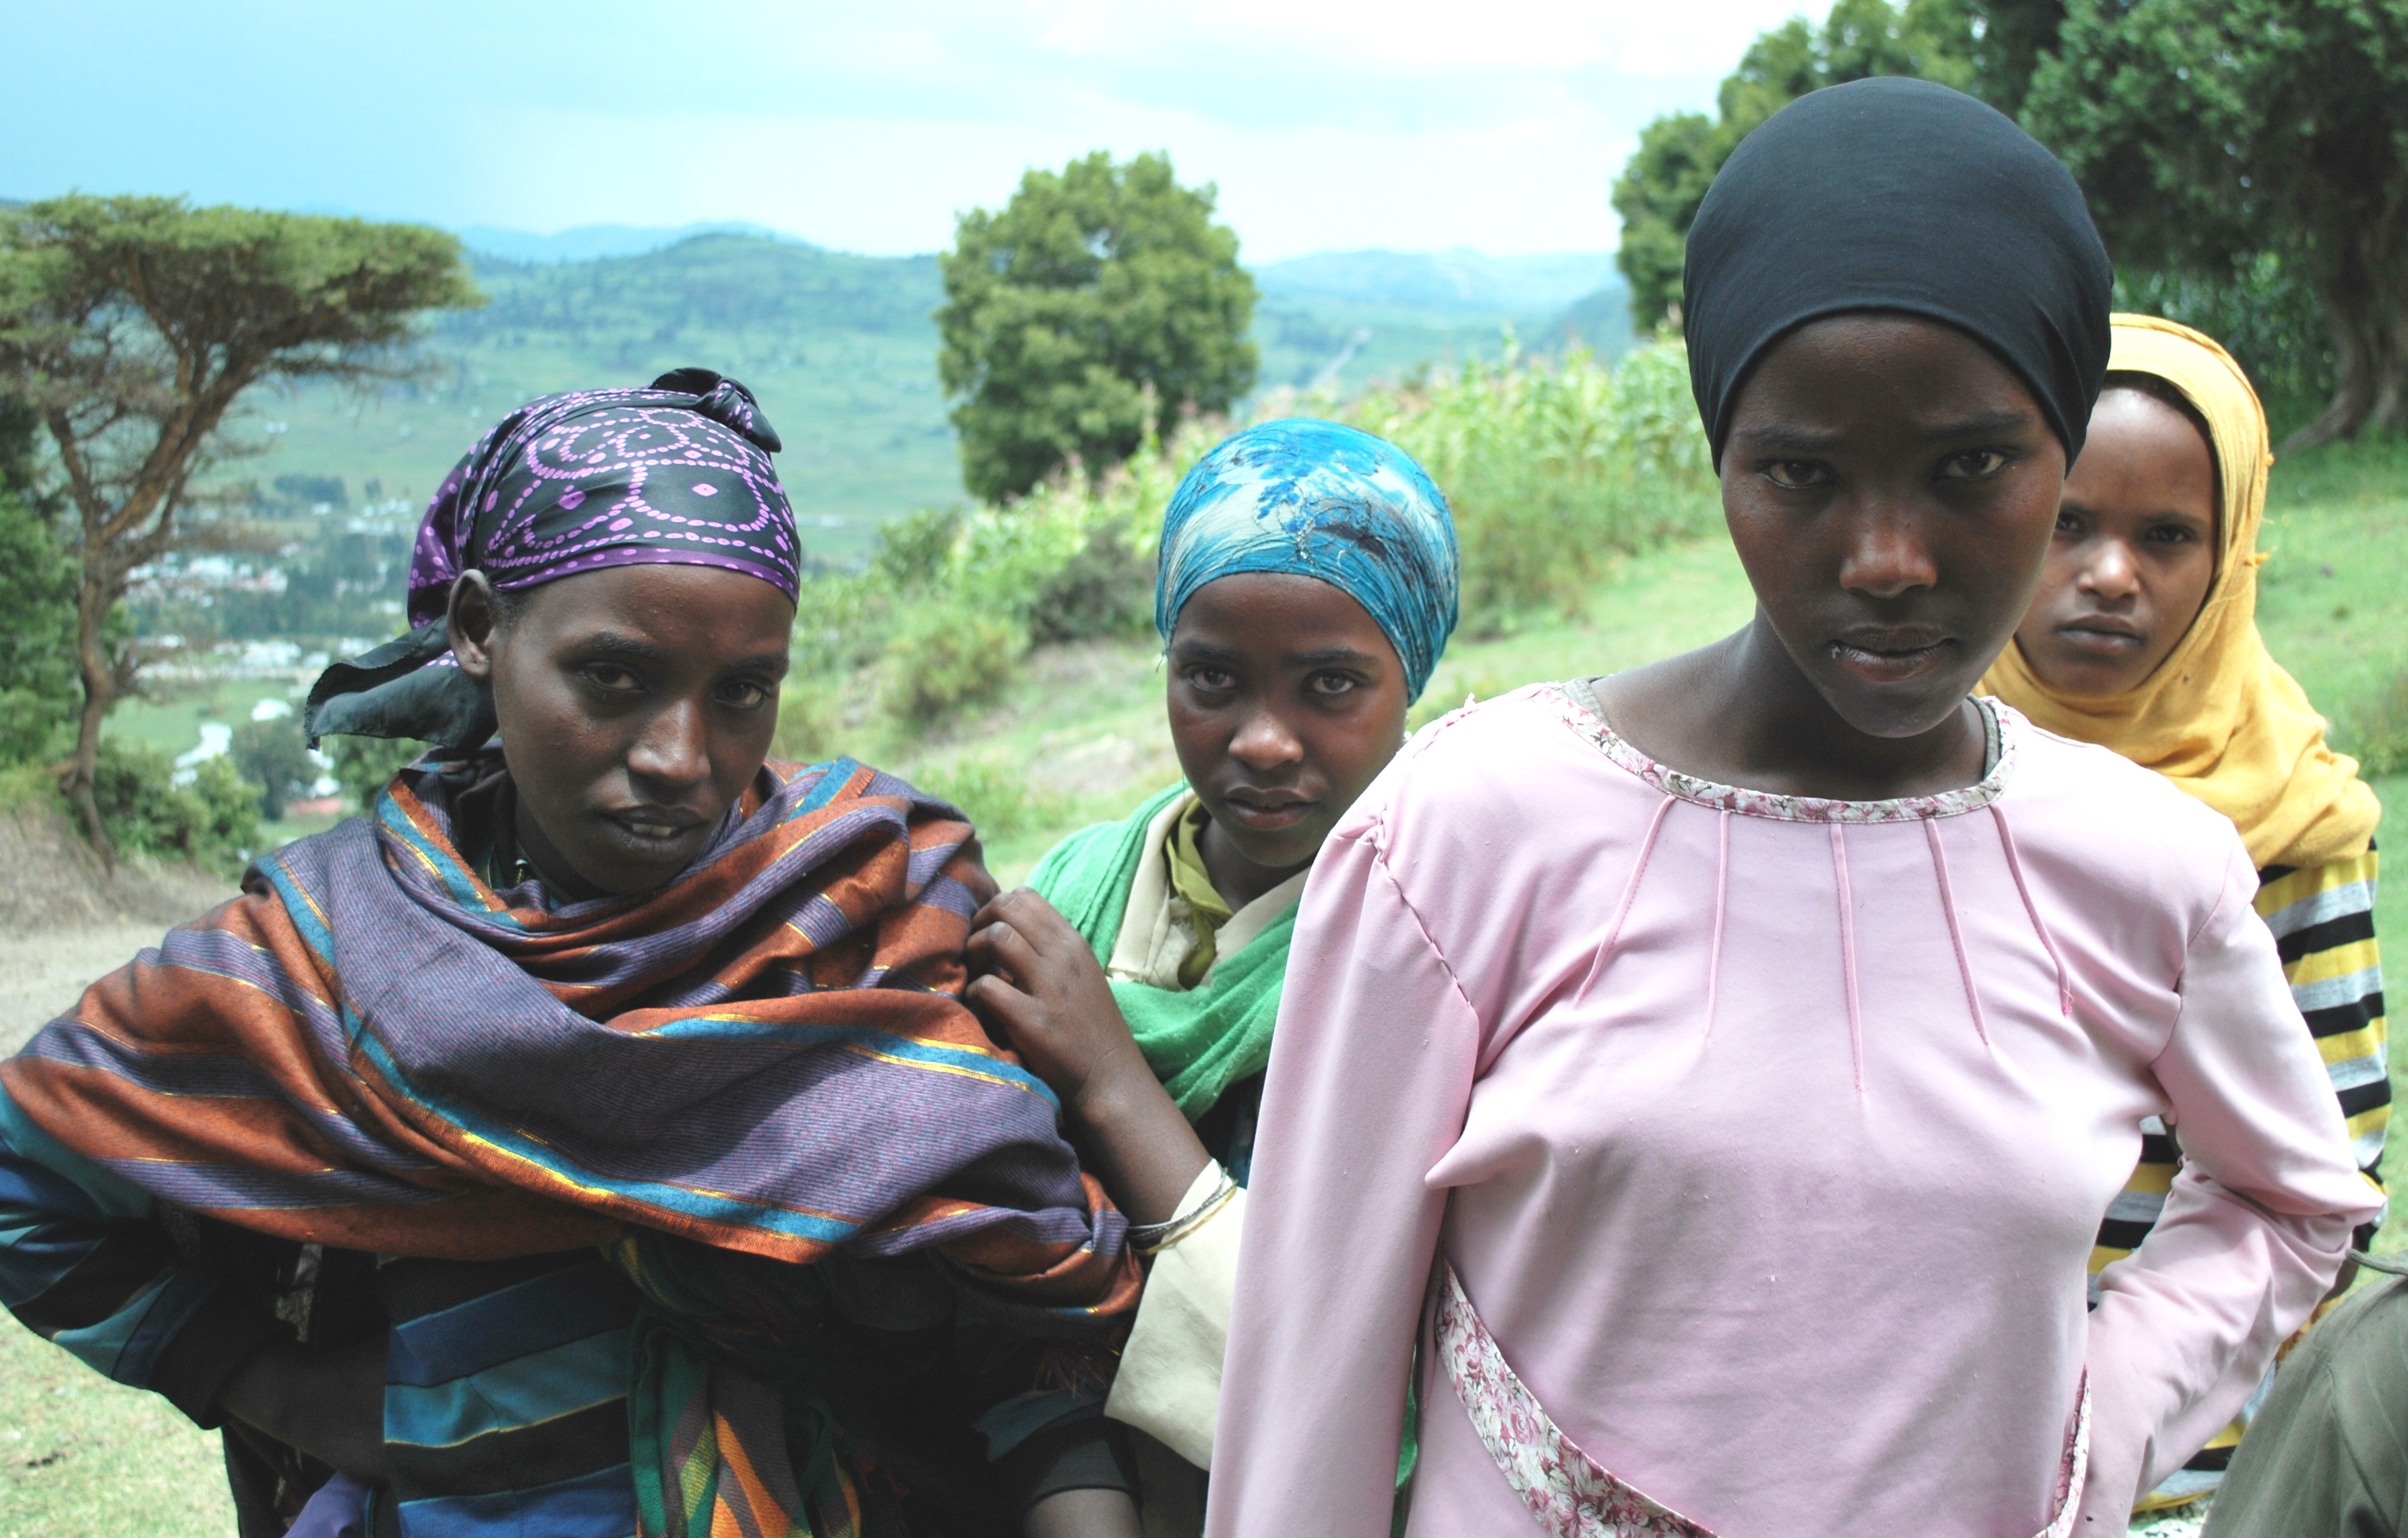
[0,396,80,767]
[2021,0,2408,446]
[938,152,1257,502]
[230,714,314,821]
[1611,0,1977,334]
[0,196,479,852]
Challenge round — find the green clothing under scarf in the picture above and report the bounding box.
[1026,784,1293,1121]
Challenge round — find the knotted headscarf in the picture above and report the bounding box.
[1682,76,2114,464]
[1981,316,2382,870]
[306,368,800,747]
[1155,419,1459,701]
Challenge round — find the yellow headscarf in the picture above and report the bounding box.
[1981,314,2381,870]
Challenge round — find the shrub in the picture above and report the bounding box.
[911,752,1075,844]
[1346,338,1719,633]
[325,734,425,811]
[2345,668,2408,778]
[88,738,260,872]
[883,605,1024,725]
[1030,525,1156,644]
[230,715,315,820]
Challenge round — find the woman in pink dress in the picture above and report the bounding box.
[1207,78,2378,1538]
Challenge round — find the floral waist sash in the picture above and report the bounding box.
[1434,1262,2090,1538]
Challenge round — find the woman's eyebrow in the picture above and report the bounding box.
[577,631,666,660]
[1922,407,2038,439]
[1288,646,1384,668]
[1728,425,1843,454]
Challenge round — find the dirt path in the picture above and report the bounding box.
[1,922,189,1056]
[0,805,233,1055]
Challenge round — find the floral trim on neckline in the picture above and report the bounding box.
[1546,676,2016,823]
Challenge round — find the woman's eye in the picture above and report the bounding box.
[1937,450,2010,481]
[582,664,642,692]
[1186,668,1236,692]
[1762,460,1830,490]
[1308,672,1360,697]
[2144,523,2198,545]
[2055,511,2083,535]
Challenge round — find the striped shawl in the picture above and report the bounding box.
[1,752,1134,1309]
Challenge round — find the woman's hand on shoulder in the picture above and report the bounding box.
[965,889,1209,1224]
[965,889,1147,1115]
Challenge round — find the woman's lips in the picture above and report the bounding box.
[603,808,705,848]
[1219,794,1315,832]
[1828,630,1950,685]
[2054,621,2146,655]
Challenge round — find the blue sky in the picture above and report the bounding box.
[6,1,1819,262]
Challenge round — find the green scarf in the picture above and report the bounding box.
[1026,785,1295,1121]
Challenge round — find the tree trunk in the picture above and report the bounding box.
[63,564,119,864]
[2283,204,2408,452]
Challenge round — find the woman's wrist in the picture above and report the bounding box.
[1069,1065,1212,1226]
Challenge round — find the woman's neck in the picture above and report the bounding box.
[1595,618,1991,802]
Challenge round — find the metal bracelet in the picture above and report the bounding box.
[1128,1172,1240,1255]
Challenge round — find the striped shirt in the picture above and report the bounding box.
[2095,844,2385,1510]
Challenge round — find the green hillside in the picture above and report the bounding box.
[242,237,1631,568]
[254,237,957,562]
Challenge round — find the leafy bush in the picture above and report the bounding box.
[88,738,260,872]
[0,485,81,768]
[1347,338,1719,631]
[2116,255,2335,419]
[786,341,1717,725]
[884,605,1025,723]
[230,716,315,820]
[911,752,1075,844]
[2345,668,2408,778]
[326,734,425,810]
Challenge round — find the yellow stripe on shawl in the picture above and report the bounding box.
[1980,315,2381,870]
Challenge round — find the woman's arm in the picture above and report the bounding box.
[1,1084,390,1481]
[2080,844,2384,1525]
[967,888,1211,1225]
[1206,826,1477,1538]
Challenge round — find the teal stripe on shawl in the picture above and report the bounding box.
[1025,785,1292,1122]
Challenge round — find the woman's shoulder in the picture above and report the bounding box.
[1338,682,1654,867]
[1993,701,2256,920]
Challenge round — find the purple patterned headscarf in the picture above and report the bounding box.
[306,369,801,748]
[406,367,797,623]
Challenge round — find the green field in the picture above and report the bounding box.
[228,237,1625,570]
[8,434,2404,1536]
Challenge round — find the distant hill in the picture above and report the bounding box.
[1256,249,1619,314]
[251,234,1633,566]
[1542,283,1639,359]
[455,221,802,264]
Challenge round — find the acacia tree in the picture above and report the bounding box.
[2022,0,2408,446]
[0,196,479,852]
[1610,0,1977,332]
[938,152,1257,503]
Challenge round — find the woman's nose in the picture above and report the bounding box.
[2077,539,2141,599]
[1228,706,1305,770]
[627,698,711,787]
[1837,504,1940,599]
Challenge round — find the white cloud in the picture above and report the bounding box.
[4,0,1829,259]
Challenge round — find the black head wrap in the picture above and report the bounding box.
[1682,76,2113,465]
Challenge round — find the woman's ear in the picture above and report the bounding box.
[448,571,502,682]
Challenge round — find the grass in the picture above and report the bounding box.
[0,1320,231,1537]
[7,435,2405,1534]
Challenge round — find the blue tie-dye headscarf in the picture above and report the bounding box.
[1155,420,1459,701]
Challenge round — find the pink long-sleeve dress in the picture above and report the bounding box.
[1208,681,2376,1538]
